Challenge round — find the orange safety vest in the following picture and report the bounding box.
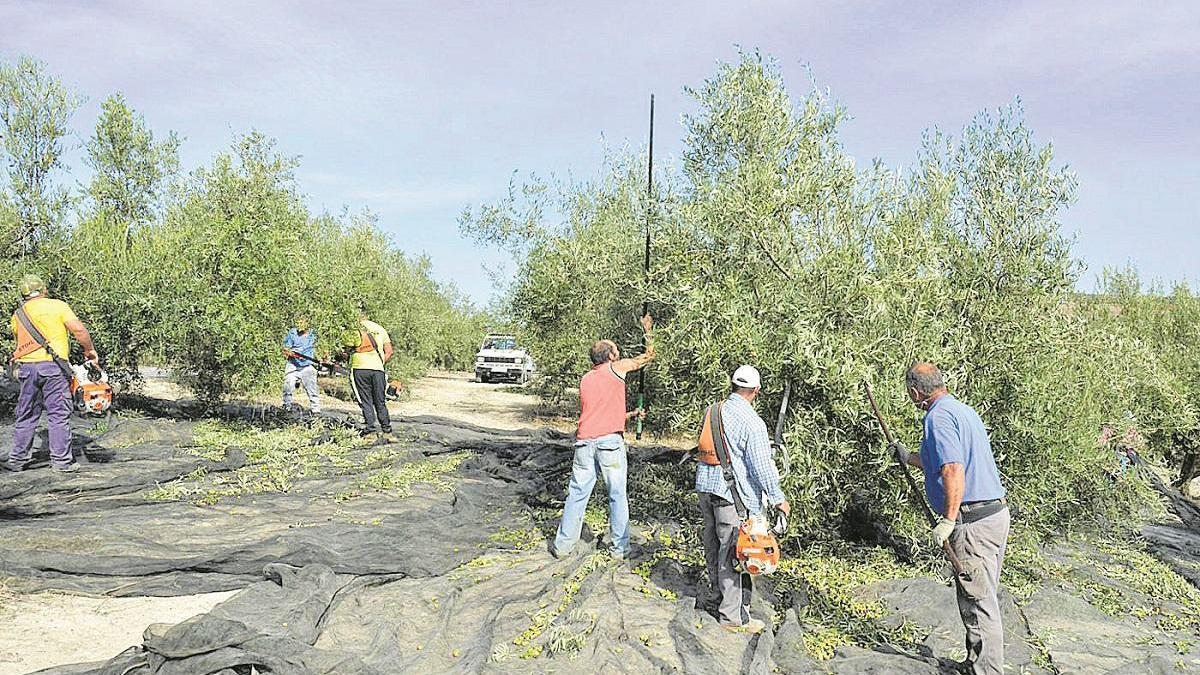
[696,403,724,466]
[355,331,375,353]
[12,315,42,360]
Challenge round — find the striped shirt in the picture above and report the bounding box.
[694,393,785,515]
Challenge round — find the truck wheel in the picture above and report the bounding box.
[480,372,490,384]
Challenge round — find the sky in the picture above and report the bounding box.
[2,0,1198,303]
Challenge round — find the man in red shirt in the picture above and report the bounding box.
[551,314,654,560]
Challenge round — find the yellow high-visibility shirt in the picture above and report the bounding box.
[10,296,79,363]
[346,319,391,371]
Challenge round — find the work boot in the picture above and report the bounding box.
[609,544,636,562]
[52,463,81,473]
[721,618,766,635]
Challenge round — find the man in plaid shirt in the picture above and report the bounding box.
[695,365,790,633]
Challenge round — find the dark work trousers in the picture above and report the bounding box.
[699,491,752,625]
[350,368,391,433]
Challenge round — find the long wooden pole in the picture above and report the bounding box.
[863,381,970,581]
[636,94,653,440]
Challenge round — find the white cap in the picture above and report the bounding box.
[731,365,761,389]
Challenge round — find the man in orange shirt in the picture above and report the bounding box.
[6,275,99,473]
[551,314,654,561]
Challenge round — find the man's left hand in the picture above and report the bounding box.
[931,517,956,547]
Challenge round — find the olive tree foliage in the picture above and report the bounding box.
[313,210,488,376]
[118,132,312,399]
[463,52,1187,540]
[68,132,484,403]
[460,158,653,405]
[0,56,486,403]
[0,57,82,258]
[0,57,82,361]
[1091,267,1200,484]
[84,93,181,238]
[49,96,185,383]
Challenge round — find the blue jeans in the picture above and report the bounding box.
[553,434,629,556]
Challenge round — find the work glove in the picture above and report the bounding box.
[931,517,956,547]
[889,440,911,467]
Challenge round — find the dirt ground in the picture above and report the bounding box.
[139,367,565,432]
[0,369,556,675]
[389,371,566,431]
[0,590,237,674]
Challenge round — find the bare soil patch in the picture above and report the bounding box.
[0,591,236,675]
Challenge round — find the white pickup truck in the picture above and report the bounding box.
[474,335,535,384]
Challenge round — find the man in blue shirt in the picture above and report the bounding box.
[281,318,321,414]
[892,362,1009,675]
[694,365,789,634]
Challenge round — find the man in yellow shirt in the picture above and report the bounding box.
[343,309,394,440]
[6,275,99,473]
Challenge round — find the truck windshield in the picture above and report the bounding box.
[484,338,517,350]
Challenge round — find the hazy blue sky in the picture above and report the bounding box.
[2,1,1197,302]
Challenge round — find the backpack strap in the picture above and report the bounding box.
[13,303,75,381]
[710,402,748,519]
[363,328,385,369]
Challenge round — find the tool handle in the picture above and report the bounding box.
[773,510,788,535]
[635,393,644,440]
[943,541,969,579]
[863,381,895,444]
[864,382,971,581]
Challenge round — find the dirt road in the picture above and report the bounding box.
[389,371,565,430]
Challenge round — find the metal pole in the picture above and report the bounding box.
[636,94,653,440]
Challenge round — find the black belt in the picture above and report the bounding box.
[957,498,1007,524]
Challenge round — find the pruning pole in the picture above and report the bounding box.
[636,94,654,441]
[774,380,792,475]
[863,381,971,581]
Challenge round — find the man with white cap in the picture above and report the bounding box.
[694,365,790,633]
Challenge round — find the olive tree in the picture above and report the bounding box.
[84,93,181,240]
[0,57,82,257]
[464,52,1187,541]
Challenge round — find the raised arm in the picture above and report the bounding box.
[612,313,655,377]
